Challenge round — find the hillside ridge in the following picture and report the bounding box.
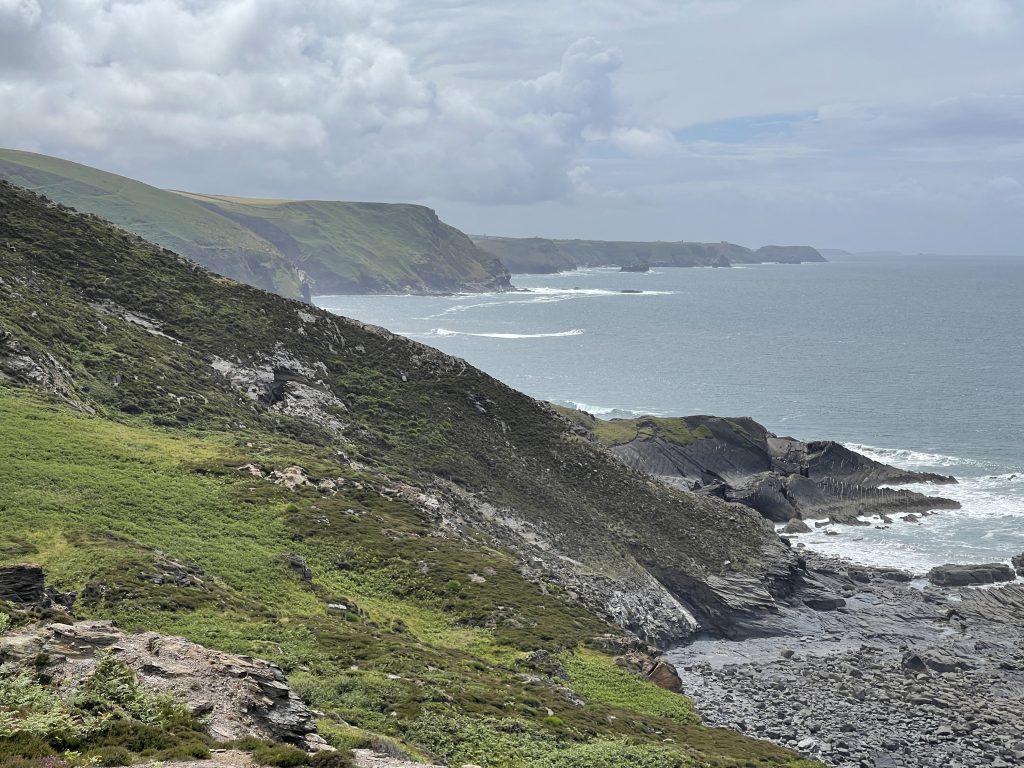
[473,235,825,274]
[0,148,511,298]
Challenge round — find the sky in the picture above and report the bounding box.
[1,0,1023,253]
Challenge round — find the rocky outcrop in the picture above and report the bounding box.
[580,413,958,525]
[1012,553,1024,576]
[472,235,825,274]
[0,620,327,751]
[927,563,1017,587]
[0,563,76,610]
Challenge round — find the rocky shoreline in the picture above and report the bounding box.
[668,552,1024,768]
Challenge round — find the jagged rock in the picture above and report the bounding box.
[803,595,846,611]
[602,414,958,526]
[269,465,314,490]
[919,648,974,673]
[927,563,1016,587]
[1012,553,1024,576]
[146,554,205,587]
[783,518,812,534]
[0,621,327,750]
[0,563,76,610]
[0,564,45,603]
[516,649,569,680]
[282,554,313,583]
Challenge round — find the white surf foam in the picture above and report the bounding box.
[844,443,986,470]
[524,287,675,296]
[556,400,665,418]
[428,327,584,339]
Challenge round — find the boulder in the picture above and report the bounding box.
[1012,553,1024,576]
[927,563,1016,587]
[0,563,75,610]
[782,518,812,534]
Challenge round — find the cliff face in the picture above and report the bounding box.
[472,235,826,274]
[0,148,511,298]
[178,192,512,295]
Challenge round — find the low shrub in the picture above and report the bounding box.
[89,745,135,766]
[250,742,311,767]
[309,750,354,768]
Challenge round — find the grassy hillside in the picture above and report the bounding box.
[0,148,303,298]
[0,182,816,767]
[177,191,510,294]
[0,149,510,297]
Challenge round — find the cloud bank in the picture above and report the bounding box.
[1,0,1022,253]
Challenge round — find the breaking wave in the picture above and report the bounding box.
[427,327,584,339]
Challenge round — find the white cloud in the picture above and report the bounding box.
[0,1,632,205]
[1,0,1023,253]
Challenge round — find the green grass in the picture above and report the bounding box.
[0,148,508,297]
[0,387,815,767]
[173,191,507,294]
[563,650,698,723]
[0,148,302,298]
[552,406,715,448]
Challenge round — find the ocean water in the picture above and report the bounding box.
[316,254,1024,572]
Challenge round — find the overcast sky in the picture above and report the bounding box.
[2,0,1023,253]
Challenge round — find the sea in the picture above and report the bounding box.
[316,253,1024,573]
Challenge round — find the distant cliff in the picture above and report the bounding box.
[473,235,826,274]
[0,148,511,298]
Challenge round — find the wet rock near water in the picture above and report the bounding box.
[927,562,1016,587]
[670,553,1024,768]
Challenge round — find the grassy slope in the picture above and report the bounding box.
[177,192,510,294]
[0,148,510,298]
[0,148,302,298]
[0,183,816,767]
[554,406,720,448]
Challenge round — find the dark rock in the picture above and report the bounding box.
[803,595,846,611]
[0,563,75,610]
[1012,553,1024,576]
[282,553,313,583]
[0,564,44,603]
[605,414,959,527]
[783,518,812,534]
[927,563,1016,587]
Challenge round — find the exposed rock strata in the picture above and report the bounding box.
[927,562,1016,586]
[587,413,958,524]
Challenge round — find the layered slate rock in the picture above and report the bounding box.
[0,564,45,603]
[927,562,1017,587]
[561,410,959,525]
